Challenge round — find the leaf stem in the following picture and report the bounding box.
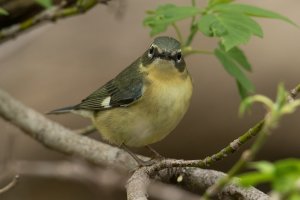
[184,0,198,47]
[171,23,183,44]
[183,48,214,56]
[201,84,300,199]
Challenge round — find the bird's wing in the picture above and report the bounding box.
[75,59,144,111]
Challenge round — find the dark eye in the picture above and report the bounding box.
[148,46,154,59]
[176,52,182,63]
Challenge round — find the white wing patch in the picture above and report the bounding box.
[101,96,111,108]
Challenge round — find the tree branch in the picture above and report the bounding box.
[0,0,112,44]
[0,88,268,199]
[0,88,139,170]
[0,174,19,194]
[8,160,201,200]
[127,166,269,200]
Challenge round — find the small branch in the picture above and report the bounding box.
[202,84,300,199]
[288,83,300,102]
[184,0,198,47]
[183,48,214,56]
[172,23,183,44]
[0,174,19,194]
[0,0,111,44]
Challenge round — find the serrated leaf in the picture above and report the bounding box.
[212,3,298,27]
[0,7,8,15]
[227,47,252,71]
[215,48,254,93]
[198,15,225,37]
[199,13,263,50]
[144,4,201,36]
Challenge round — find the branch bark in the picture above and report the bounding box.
[127,166,269,200]
[0,0,111,44]
[0,88,268,199]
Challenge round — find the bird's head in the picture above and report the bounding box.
[141,36,186,73]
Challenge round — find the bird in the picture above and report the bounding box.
[48,36,193,165]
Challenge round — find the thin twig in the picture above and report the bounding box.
[201,84,300,199]
[184,49,214,56]
[184,0,198,47]
[172,23,183,44]
[0,174,19,194]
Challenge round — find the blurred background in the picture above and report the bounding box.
[0,0,299,199]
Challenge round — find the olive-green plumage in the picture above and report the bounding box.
[49,36,193,147]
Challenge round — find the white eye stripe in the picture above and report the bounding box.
[148,46,155,58]
[101,96,111,108]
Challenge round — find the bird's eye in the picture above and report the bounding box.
[148,46,155,59]
[176,52,182,63]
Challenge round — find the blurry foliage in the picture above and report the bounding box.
[0,7,8,15]
[236,84,300,198]
[238,159,300,199]
[35,0,53,8]
[143,0,297,99]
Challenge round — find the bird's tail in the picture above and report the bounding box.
[47,105,76,115]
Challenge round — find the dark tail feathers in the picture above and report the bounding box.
[47,105,76,115]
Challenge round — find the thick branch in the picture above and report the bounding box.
[8,160,200,200]
[0,88,268,199]
[0,89,138,170]
[127,166,269,200]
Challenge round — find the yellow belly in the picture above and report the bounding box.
[92,73,193,147]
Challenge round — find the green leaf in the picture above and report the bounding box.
[238,159,300,197]
[214,48,254,95]
[144,4,201,36]
[212,4,298,27]
[198,14,227,37]
[238,172,273,187]
[198,12,263,50]
[227,47,252,71]
[273,159,300,193]
[290,193,300,200]
[208,0,234,7]
[0,7,8,15]
[236,80,249,99]
[275,83,288,110]
[250,161,275,174]
[35,0,53,9]
[240,161,273,186]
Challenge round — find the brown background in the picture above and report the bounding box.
[0,0,300,199]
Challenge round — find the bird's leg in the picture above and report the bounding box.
[121,144,156,166]
[146,145,164,160]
